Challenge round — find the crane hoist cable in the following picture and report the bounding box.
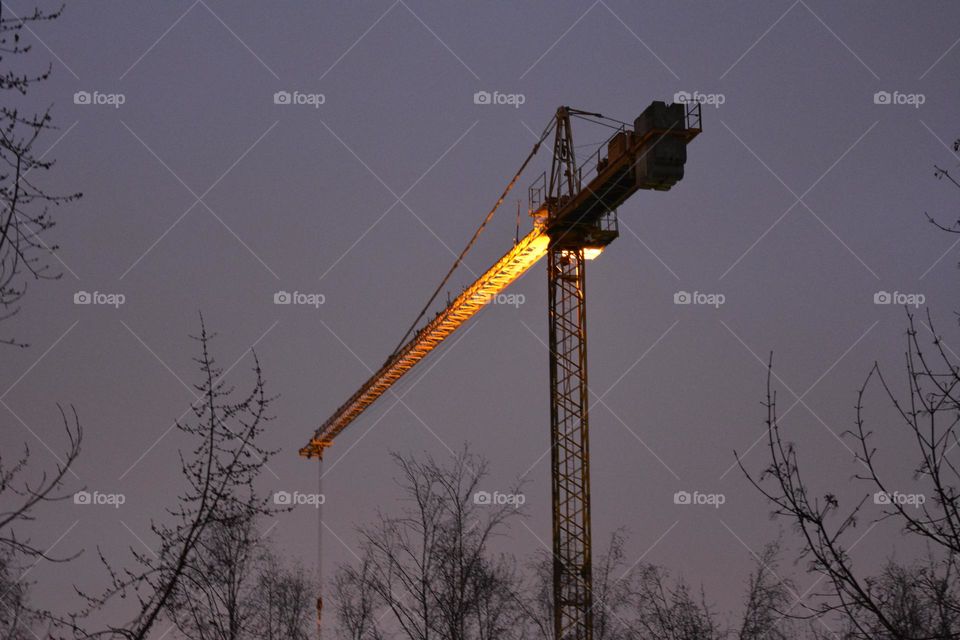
[390,115,557,356]
[316,459,323,639]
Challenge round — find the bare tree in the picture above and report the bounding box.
[164,514,261,640]
[738,129,960,639]
[740,347,960,639]
[59,317,277,640]
[254,549,315,640]
[161,515,315,640]
[333,556,378,640]
[0,546,37,640]
[332,448,524,640]
[0,406,81,563]
[520,532,814,640]
[0,2,81,347]
[927,137,960,236]
[738,540,801,640]
[0,407,81,639]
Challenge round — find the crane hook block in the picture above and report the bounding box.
[299,438,333,459]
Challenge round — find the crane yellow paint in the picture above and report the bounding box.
[300,225,549,458]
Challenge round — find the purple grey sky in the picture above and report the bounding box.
[3,1,960,635]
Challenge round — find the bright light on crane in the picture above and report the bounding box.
[580,247,604,260]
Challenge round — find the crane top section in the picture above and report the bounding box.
[301,100,700,459]
[532,101,700,252]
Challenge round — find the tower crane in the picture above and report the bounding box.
[302,100,701,640]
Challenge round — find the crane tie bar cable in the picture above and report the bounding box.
[390,116,557,355]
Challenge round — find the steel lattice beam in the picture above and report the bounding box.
[548,246,593,640]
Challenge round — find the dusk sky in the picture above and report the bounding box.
[3,1,960,636]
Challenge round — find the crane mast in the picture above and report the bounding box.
[303,101,701,640]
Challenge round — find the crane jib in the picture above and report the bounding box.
[301,101,701,460]
[299,226,550,458]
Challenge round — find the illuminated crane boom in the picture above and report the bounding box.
[299,225,550,457]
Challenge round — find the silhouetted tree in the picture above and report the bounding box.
[927,137,960,237]
[253,549,315,640]
[0,2,81,347]
[164,515,261,640]
[0,406,81,639]
[161,516,315,640]
[741,135,960,639]
[61,318,277,640]
[741,345,960,639]
[520,533,811,639]
[333,448,524,640]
